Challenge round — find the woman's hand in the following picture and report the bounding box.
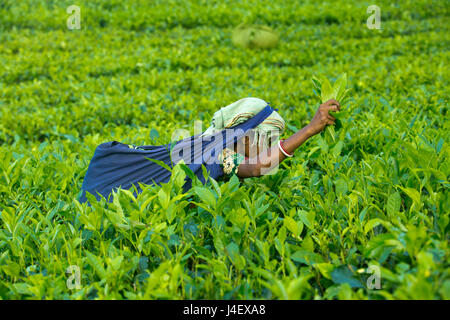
[237,98,341,178]
[306,99,341,136]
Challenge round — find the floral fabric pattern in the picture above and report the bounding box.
[219,148,245,176]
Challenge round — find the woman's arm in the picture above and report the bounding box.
[237,99,341,178]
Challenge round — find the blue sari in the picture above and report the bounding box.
[79,104,275,203]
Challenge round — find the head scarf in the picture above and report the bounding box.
[202,97,285,151]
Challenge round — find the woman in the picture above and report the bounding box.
[79,97,340,204]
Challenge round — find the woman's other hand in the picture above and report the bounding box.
[306,99,341,136]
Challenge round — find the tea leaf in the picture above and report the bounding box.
[321,77,334,102]
[284,215,300,237]
[333,73,347,101]
[331,266,363,288]
[194,186,216,209]
[86,252,107,279]
[291,249,324,265]
[387,191,401,216]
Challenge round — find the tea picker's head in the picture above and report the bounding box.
[202,97,285,157]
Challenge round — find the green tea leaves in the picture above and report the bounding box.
[284,215,302,238]
[387,191,401,216]
[333,73,348,102]
[315,73,349,106]
[313,73,350,134]
[86,252,107,279]
[194,186,217,209]
[320,77,334,103]
[331,266,364,288]
[398,186,422,210]
[291,250,324,265]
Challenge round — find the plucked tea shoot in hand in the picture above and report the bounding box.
[312,73,351,132]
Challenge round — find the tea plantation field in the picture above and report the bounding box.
[0,0,449,299]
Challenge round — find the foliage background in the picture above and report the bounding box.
[0,0,449,299]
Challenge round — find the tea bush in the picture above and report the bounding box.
[0,0,449,299]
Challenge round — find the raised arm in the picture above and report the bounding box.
[237,99,341,177]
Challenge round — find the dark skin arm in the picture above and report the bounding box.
[237,99,341,177]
